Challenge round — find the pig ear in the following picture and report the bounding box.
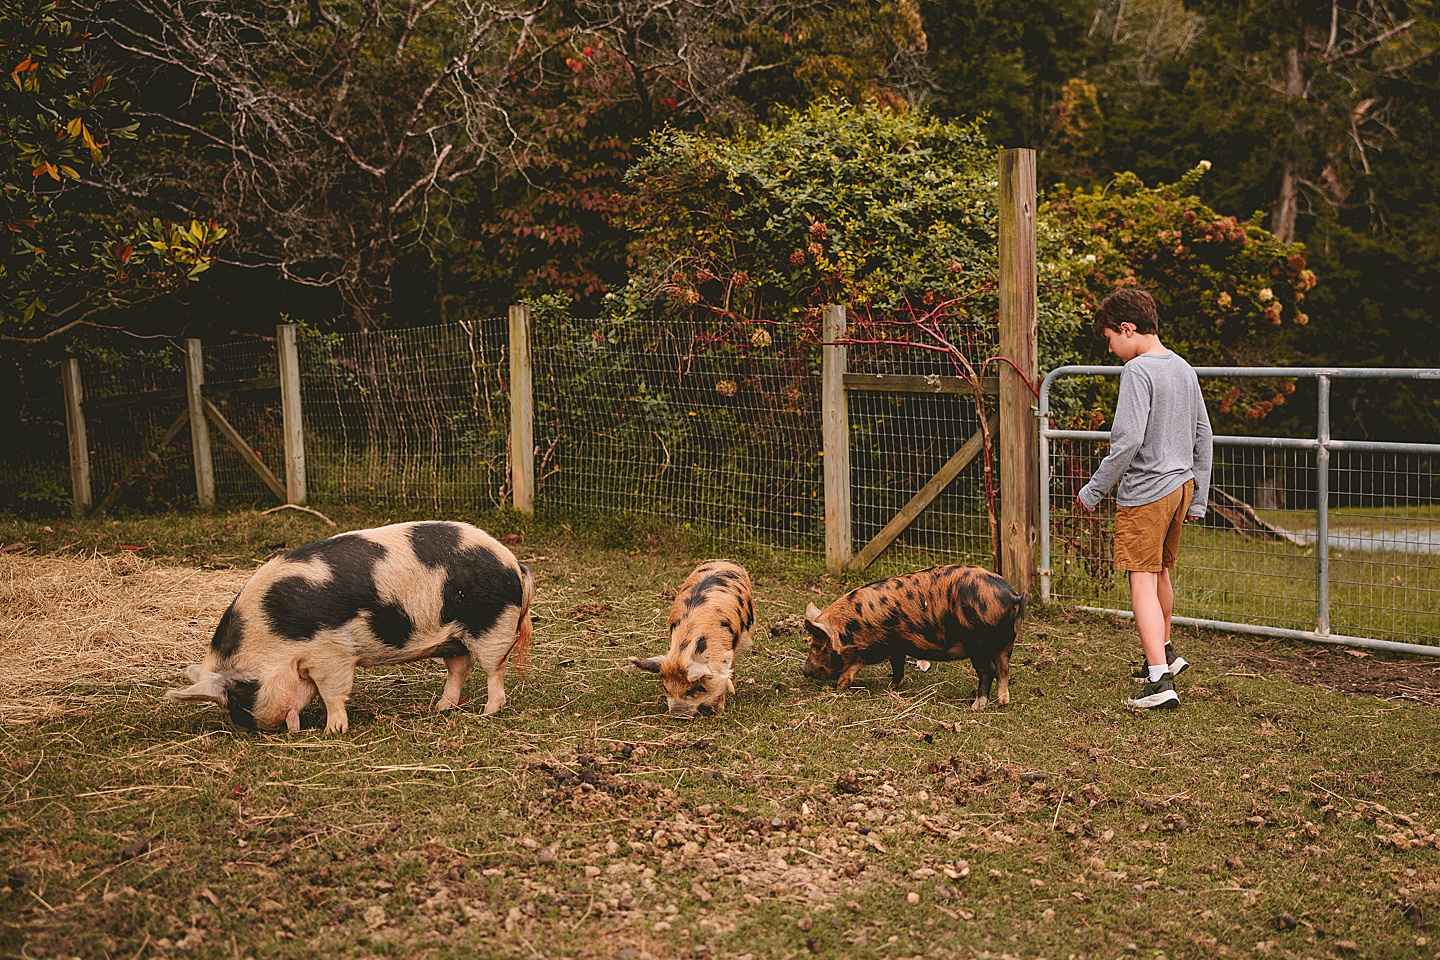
[630,657,663,674]
[805,602,823,622]
[804,617,841,654]
[686,662,713,683]
[166,672,226,704]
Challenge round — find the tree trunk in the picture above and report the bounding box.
[1271,43,1306,244]
[1273,155,1300,244]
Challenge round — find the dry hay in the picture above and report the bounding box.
[0,551,248,724]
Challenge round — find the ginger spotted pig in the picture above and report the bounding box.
[167,521,534,733]
[633,560,755,719]
[801,565,1026,710]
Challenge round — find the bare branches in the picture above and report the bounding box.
[1324,17,1416,63]
[561,0,910,132]
[0,298,178,344]
[80,0,543,324]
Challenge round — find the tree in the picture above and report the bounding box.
[77,0,932,329]
[0,0,221,343]
[449,0,931,313]
[1110,0,1440,244]
[1071,0,1440,244]
[84,0,546,328]
[918,0,1100,147]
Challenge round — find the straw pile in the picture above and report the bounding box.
[0,551,251,724]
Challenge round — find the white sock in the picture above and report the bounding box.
[1148,664,1170,683]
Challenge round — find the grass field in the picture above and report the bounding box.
[4,508,1440,959]
[1052,515,1440,645]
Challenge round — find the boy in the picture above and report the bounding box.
[1075,288,1213,710]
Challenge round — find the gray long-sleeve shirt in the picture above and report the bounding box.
[1077,351,1213,516]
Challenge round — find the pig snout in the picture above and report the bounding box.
[799,638,842,682]
[665,698,700,720]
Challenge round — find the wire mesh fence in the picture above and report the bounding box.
[1041,366,1440,652]
[845,317,999,575]
[203,338,286,504]
[75,343,195,512]
[530,313,824,552]
[1,350,84,516]
[297,320,511,512]
[1326,447,1440,642]
[16,313,1007,570]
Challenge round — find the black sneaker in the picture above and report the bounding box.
[1126,674,1180,710]
[1131,643,1190,680]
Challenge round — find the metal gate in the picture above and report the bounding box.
[1039,365,1440,656]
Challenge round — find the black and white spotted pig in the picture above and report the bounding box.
[632,559,755,719]
[800,565,1025,710]
[167,521,534,733]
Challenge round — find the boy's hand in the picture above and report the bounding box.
[1074,496,1093,515]
[1184,513,1203,524]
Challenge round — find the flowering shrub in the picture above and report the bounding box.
[566,107,1309,435]
[1045,164,1313,425]
[615,100,1084,370]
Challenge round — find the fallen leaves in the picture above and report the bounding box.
[769,614,805,638]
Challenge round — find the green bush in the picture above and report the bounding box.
[616,99,1084,375]
[1046,164,1313,426]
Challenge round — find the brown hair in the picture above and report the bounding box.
[1091,288,1159,338]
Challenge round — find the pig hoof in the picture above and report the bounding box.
[970,697,989,711]
[997,692,1010,707]
[436,697,459,712]
[482,699,506,716]
[325,717,349,734]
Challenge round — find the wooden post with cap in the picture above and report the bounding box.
[509,304,534,514]
[276,323,307,503]
[61,358,92,516]
[184,338,216,507]
[998,148,1039,595]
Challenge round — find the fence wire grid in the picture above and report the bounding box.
[298,320,511,511]
[531,314,824,551]
[21,314,1007,570]
[1042,366,1440,652]
[845,318,999,574]
[204,339,286,504]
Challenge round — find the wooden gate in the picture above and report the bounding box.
[819,148,1038,594]
[62,326,307,514]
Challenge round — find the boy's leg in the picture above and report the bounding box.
[1157,567,1174,646]
[1115,485,1184,708]
[1156,479,1194,671]
[1128,570,1169,668]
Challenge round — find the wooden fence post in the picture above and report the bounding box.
[184,338,216,508]
[61,358,92,516]
[509,304,534,514]
[276,323,307,503]
[998,148,1039,595]
[822,304,852,573]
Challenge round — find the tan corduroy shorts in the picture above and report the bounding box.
[1113,479,1195,573]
